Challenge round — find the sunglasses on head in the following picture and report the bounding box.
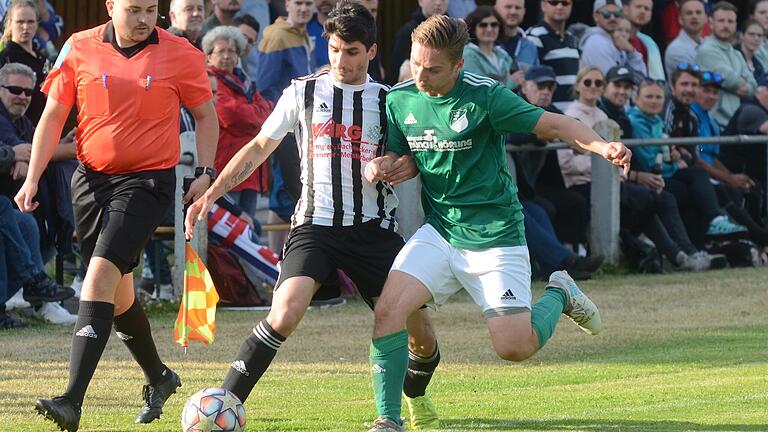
[641,78,667,87]
[676,63,701,72]
[701,71,723,83]
[545,0,572,6]
[599,10,623,18]
[2,85,32,96]
[582,78,604,88]
[478,21,500,28]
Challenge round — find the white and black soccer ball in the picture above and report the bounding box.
[181,387,247,432]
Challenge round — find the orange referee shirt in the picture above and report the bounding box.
[42,22,212,174]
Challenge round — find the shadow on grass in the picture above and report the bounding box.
[440,418,768,431]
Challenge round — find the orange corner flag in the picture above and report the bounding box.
[174,243,219,348]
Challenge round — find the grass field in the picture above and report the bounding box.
[1,269,767,431]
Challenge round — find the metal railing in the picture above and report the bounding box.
[508,134,768,264]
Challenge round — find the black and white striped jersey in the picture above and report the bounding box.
[260,71,398,230]
[526,21,580,111]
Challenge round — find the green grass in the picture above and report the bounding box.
[1,269,767,431]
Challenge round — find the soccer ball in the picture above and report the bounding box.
[181,388,247,432]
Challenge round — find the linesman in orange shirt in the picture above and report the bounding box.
[14,1,219,430]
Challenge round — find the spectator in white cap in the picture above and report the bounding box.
[580,0,646,78]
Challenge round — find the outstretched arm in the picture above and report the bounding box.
[533,111,632,175]
[185,133,281,239]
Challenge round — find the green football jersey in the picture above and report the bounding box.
[387,71,544,249]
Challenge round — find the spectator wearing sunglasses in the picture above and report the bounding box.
[559,66,611,188]
[463,6,520,89]
[580,0,646,78]
[623,0,664,80]
[696,1,757,127]
[664,0,707,80]
[526,0,580,110]
[692,71,768,245]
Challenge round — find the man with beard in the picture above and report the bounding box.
[168,0,205,49]
[22,0,218,429]
[307,0,337,69]
[696,1,756,127]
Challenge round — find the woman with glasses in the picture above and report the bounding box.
[738,19,767,83]
[203,26,272,221]
[463,6,522,89]
[0,0,49,124]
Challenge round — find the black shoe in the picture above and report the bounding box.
[135,368,181,423]
[23,273,75,305]
[139,277,155,294]
[0,311,28,329]
[35,396,81,432]
[563,254,605,273]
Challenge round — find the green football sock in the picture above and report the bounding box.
[370,329,408,423]
[531,287,567,348]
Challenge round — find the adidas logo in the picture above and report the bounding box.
[404,113,418,125]
[316,102,331,113]
[500,289,517,301]
[76,325,98,339]
[372,364,386,374]
[231,360,249,376]
[115,331,133,341]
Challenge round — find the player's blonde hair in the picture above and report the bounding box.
[410,15,469,65]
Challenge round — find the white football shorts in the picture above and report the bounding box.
[391,224,532,318]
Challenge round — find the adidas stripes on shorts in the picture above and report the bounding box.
[391,223,532,318]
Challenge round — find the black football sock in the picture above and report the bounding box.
[113,299,165,384]
[403,344,441,398]
[222,320,286,402]
[64,301,114,405]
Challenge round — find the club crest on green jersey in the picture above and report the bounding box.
[449,108,469,133]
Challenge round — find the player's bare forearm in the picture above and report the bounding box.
[213,134,281,198]
[533,111,631,173]
[534,112,605,154]
[189,100,219,168]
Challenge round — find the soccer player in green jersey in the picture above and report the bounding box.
[363,15,632,432]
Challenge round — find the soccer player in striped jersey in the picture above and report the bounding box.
[185,1,441,429]
[363,16,632,432]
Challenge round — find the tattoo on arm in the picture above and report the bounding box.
[224,161,255,192]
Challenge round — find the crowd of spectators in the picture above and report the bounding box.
[3,0,768,329]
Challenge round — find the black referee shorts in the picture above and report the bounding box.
[71,164,175,274]
[276,220,405,309]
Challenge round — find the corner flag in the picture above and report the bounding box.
[174,243,219,348]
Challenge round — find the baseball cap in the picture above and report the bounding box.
[605,66,635,84]
[701,71,724,88]
[593,0,622,13]
[525,65,557,83]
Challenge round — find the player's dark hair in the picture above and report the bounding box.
[233,13,260,33]
[323,0,376,49]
